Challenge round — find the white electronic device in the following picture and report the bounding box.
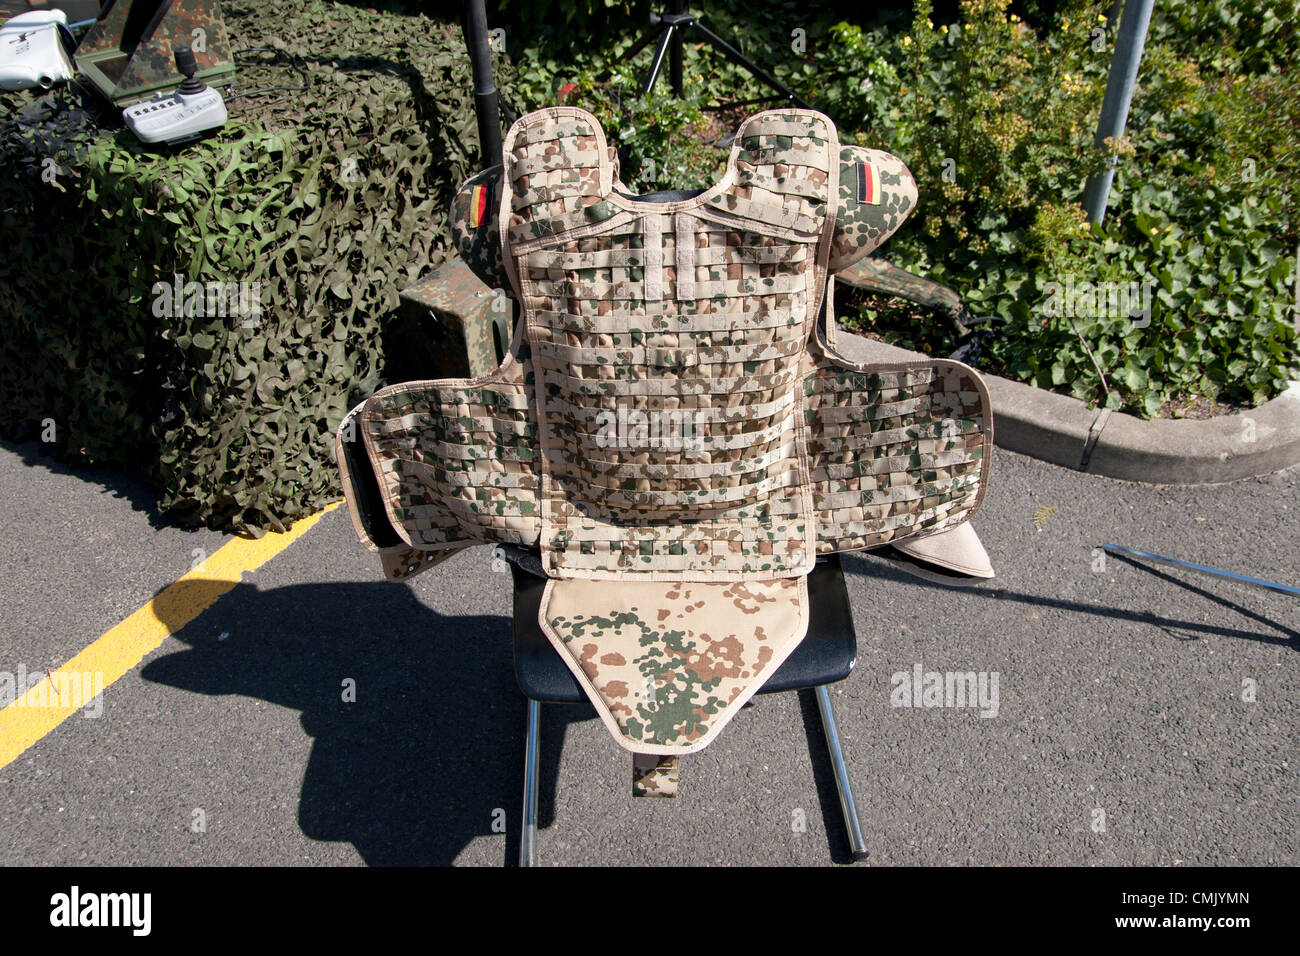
[0,10,75,91]
[122,45,227,145]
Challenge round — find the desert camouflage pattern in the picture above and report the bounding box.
[446,147,915,308]
[449,166,509,294]
[351,113,990,568]
[434,145,643,377]
[540,575,807,755]
[828,146,919,273]
[803,359,990,552]
[511,108,836,582]
[347,347,989,566]
[358,366,539,559]
[338,106,993,756]
[335,401,460,581]
[632,753,681,798]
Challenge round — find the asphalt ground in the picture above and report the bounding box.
[0,438,1295,866]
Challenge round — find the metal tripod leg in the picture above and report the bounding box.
[688,19,812,109]
[634,8,812,109]
[814,684,869,861]
[520,698,540,867]
[641,22,680,95]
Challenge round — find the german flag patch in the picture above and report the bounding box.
[857,161,880,205]
[469,183,489,228]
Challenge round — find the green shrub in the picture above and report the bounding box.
[828,0,1299,416]
[557,63,728,191]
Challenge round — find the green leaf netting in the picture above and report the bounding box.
[0,0,516,533]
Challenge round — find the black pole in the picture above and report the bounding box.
[463,0,503,171]
[668,0,684,96]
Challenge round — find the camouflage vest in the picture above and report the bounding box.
[338,107,993,794]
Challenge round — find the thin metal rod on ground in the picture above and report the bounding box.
[1101,544,1300,598]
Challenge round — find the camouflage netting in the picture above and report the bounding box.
[0,0,515,532]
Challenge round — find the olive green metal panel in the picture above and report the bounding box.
[75,0,235,107]
[399,255,514,380]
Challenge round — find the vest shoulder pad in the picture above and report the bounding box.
[450,165,509,291]
[503,107,619,247]
[829,145,918,273]
[703,110,836,234]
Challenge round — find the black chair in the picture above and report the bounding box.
[504,545,868,866]
[341,423,869,864]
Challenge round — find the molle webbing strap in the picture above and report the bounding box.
[525,243,806,271]
[674,213,696,303]
[643,213,663,303]
[804,362,990,553]
[705,193,820,233]
[528,273,806,302]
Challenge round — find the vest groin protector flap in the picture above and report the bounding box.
[340,107,993,770]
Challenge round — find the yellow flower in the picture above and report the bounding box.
[1063,21,1070,29]
[1098,14,1107,22]
[902,35,913,46]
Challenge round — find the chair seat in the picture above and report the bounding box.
[511,554,857,704]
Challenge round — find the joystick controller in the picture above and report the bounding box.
[122,45,227,145]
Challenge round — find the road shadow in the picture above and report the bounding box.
[0,438,173,530]
[1103,552,1298,648]
[843,551,1299,650]
[140,578,593,866]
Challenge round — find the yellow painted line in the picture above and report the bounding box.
[0,502,341,770]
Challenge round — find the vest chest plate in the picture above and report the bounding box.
[504,108,838,580]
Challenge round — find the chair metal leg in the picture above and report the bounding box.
[520,698,541,867]
[814,684,869,861]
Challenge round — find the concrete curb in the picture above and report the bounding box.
[835,331,1300,485]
